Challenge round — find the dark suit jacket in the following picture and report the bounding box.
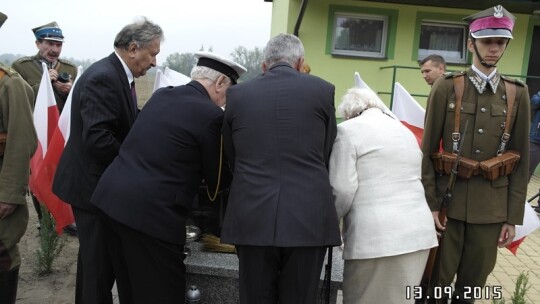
[220,63,341,247]
[91,81,225,245]
[53,53,137,211]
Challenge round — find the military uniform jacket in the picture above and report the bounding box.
[0,64,37,205]
[421,68,530,225]
[91,81,224,245]
[221,63,341,247]
[11,53,77,112]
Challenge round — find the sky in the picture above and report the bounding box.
[1,0,273,65]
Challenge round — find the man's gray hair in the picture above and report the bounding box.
[191,66,230,84]
[338,88,386,119]
[263,33,305,68]
[114,17,164,50]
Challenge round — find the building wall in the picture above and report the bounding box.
[270,0,533,114]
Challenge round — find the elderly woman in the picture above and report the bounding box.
[329,88,437,304]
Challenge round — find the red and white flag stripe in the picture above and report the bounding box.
[29,63,80,233]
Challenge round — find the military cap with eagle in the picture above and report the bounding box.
[464,5,516,39]
[32,21,64,42]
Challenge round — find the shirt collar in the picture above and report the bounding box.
[114,51,134,84]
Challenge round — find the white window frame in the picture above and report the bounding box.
[332,12,388,58]
[418,21,468,64]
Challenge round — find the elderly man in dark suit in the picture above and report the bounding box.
[220,33,341,304]
[90,51,246,303]
[52,17,163,304]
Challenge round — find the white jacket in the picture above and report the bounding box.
[329,108,438,260]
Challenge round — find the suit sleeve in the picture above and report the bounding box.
[0,76,37,205]
[421,79,449,211]
[329,125,357,219]
[79,73,123,164]
[201,110,226,198]
[506,85,530,225]
[324,85,337,167]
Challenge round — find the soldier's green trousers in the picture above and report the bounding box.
[0,203,29,272]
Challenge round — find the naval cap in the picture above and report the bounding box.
[32,21,64,42]
[0,12,6,29]
[194,51,247,84]
[464,5,515,39]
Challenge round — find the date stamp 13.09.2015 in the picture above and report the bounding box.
[405,285,503,301]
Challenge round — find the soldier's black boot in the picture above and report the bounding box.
[0,267,20,304]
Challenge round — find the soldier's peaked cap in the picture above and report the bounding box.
[464,5,515,39]
[0,12,7,29]
[32,21,64,42]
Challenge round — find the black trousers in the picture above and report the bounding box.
[102,213,186,304]
[236,245,327,304]
[72,206,116,304]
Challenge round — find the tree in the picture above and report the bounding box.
[230,46,263,82]
[163,52,196,76]
[164,45,213,76]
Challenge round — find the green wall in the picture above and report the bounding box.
[269,0,532,115]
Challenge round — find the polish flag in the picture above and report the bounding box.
[353,72,397,119]
[506,201,540,255]
[152,67,190,93]
[391,82,425,146]
[29,63,81,233]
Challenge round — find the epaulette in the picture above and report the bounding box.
[0,64,21,77]
[14,56,35,63]
[58,58,76,67]
[444,71,465,79]
[501,75,525,87]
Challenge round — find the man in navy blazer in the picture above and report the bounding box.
[220,33,341,304]
[90,51,246,303]
[52,18,163,304]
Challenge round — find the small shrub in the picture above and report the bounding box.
[34,205,67,275]
[491,271,530,304]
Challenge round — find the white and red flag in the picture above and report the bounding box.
[506,201,540,255]
[353,72,397,119]
[152,66,190,93]
[29,63,81,233]
[391,82,425,146]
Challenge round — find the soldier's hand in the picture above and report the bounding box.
[53,80,72,95]
[48,69,59,82]
[0,202,17,219]
[432,211,446,236]
[498,223,515,248]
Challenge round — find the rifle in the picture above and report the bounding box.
[416,120,468,304]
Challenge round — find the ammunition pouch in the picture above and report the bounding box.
[0,132,6,157]
[432,150,521,181]
[431,151,480,179]
[479,150,521,181]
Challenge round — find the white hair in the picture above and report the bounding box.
[190,66,230,85]
[338,88,386,119]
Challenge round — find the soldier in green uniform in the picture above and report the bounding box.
[421,5,530,303]
[11,21,78,235]
[11,21,77,112]
[0,12,38,304]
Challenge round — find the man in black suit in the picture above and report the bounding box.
[52,17,163,304]
[90,51,246,303]
[220,33,341,304]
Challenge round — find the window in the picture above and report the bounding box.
[419,22,468,64]
[332,13,388,58]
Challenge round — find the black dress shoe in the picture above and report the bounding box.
[63,223,78,237]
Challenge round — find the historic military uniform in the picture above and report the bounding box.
[0,12,38,303]
[421,6,530,303]
[12,54,77,112]
[11,21,77,112]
